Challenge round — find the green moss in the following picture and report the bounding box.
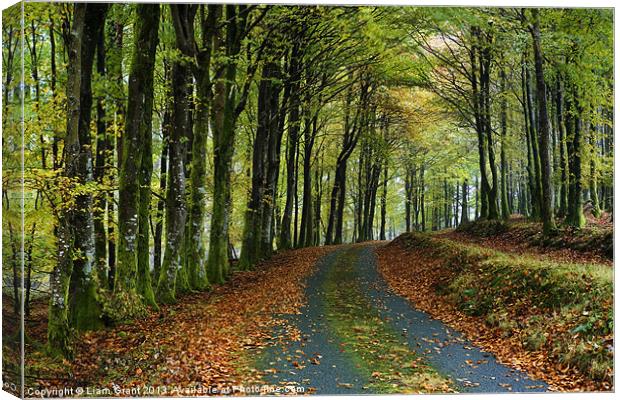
[101,289,147,322]
[456,219,508,237]
[71,280,104,331]
[524,330,547,351]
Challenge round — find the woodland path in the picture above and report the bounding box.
[258,244,548,394]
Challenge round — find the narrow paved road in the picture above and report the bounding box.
[258,244,548,394]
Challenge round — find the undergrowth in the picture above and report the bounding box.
[457,218,612,259]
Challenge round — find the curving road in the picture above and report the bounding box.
[258,244,548,394]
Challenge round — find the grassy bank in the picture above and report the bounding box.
[455,218,613,260]
[389,232,613,386]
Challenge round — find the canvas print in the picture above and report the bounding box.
[1,1,614,397]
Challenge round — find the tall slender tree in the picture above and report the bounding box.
[117,4,159,309]
[529,9,556,235]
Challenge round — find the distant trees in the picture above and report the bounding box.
[405,7,612,231]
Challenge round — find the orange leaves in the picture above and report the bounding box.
[63,247,331,395]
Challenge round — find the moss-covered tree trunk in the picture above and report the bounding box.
[135,5,160,307]
[499,69,510,220]
[260,60,285,257]
[169,4,211,290]
[154,66,170,279]
[312,164,323,246]
[555,76,569,218]
[240,58,281,269]
[524,57,543,220]
[379,164,388,240]
[105,12,124,290]
[460,180,469,225]
[116,4,159,309]
[157,56,192,302]
[278,42,302,250]
[208,5,246,283]
[470,30,489,220]
[67,4,108,333]
[48,3,87,356]
[299,112,316,248]
[530,9,557,235]
[478,38,499,220]
[588,122,602,218]
[420,165,426,231]
[188,6,217,290]
[239,76,269,268]
[404,169,412,231]
[93,25,108,288]
[565,97,585,228]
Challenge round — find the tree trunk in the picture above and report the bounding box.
[154,61,171,280]
[93,25,108,288]
[460,180,469,225]
[474,176,479,219]
[325,77,364,244]
[420,165,426,231]
[454,182,459,227]
[48,4,86,357]
[379,164,388,240]
[480,39,499,220]
[404,168,412,231]
[260,60,284,256]
[565,99,585,228]
[470,29,490,219]
[117,4,159,309]
[530,10,557,235]
[499,68,510,220]
[313,165,323,246]
[106,13,124,290]
[588,117,602,218]
[556,76,569,217]
[208,5,244,283]
[157,13,192,302]
[67,3,108,332]
[240,59,280,269]
[524,55,543,219]
[172,4,213,290]
[279,42,301,250]
[299,111,317,247]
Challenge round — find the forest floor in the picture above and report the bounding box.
[24,247,332,395]
[19,218,612,395]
